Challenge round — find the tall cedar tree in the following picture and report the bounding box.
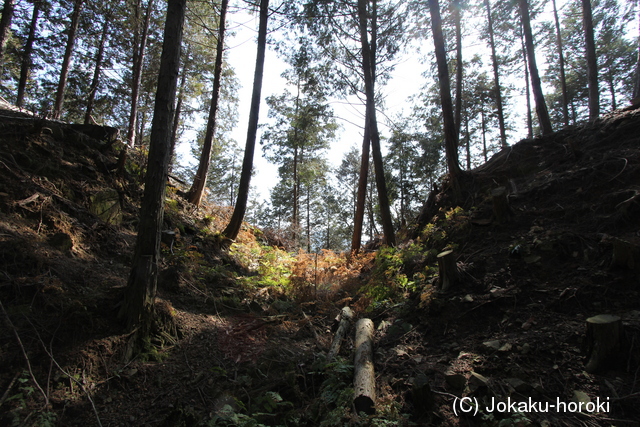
[428,0,462,179]
[518,0,552,135]
[127,0,154,147]
[357,0,395,247]
[119,0,186,342]
[484,0,507,147]
[0,0,14,67]
[551,0,569,125]
[52,0,84,119]
[84,13,110,124]
[187,0,228,206]
[223,0,269,240]
[582,0,599,119]
[351,114,371,251]
[16,1,40,107]
[452,0,462,139]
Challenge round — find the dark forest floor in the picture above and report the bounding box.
[0,103,639,427]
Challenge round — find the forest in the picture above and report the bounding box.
[0,0,640,425]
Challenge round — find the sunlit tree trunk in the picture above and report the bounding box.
[357,0,395,247]
[351,117,370,252]
[429,0,462,178]
[223,0,269,240]
[84,16,110,125]
[582,0,599,119]
[518,0,552,135]
[187,0,228,206]
[16,1,40,107]
[52,0,84,120]
[120,0,186,339]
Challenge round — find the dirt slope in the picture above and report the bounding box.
[0,103,639,426]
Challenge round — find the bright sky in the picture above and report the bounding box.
[223,8,426,202]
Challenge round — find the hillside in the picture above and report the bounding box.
[0,102,639,426]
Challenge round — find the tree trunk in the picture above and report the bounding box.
[353,318,375,415]
[170,58,187,169]
[84,16,110,125]
[484,0,507,148]
[429,0,462,178]
[453,0,462,139]
[16,1,39,108]
[52,0,84,120]
[0,0,15,67]
[223,0,268,241]
[119,0,186,340]
[519,0,553,136]
[552,0,569,126]
[633,7,640,100]
[520,27,533,137]
[582,0,599,120]
[186,0,228,206]
[357,0,395,247]
[127,0,154,147]
[351,117,370,253]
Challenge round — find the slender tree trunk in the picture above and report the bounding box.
[429,0,462,178]
[552,0,569,126]
[484,0,507,147]
[481,107,488,162]
[187,0,228,206]
[518,0,553,135]
[0,0,15,67]
[357,0,395,247]
[453,0,462,139]
[520,26,533,137]
[52,0,84,120]
[633,6,640,100]
[351,119,370,252]
[608,77,616,110]
[464,112,471,170]
[582,0,599,120]
[170,59,187,169]
[119,0,186,337]
[127,0,154,147]
[16,1,40,107]
[223,0,269,240]
[84,16,110,125]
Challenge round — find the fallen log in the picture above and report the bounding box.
[353,318,375,415]
[327,306,354,362]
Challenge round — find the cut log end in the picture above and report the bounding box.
[585,314,623,373]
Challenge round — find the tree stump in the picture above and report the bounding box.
[585,314,623,373]
[327,306,354,362]
[437,250,458,292]
[610,237,640,272]
[491,186,511,223]
[353,318,375,415]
